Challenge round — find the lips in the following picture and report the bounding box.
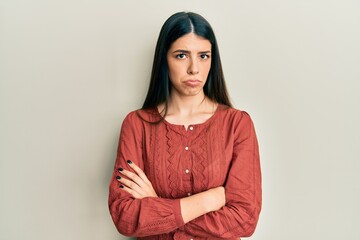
[184,79,201,87]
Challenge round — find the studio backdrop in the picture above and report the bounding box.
[1,1,359,239]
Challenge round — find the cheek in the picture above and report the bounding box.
[202,63,211,76]
[168,63,183,78]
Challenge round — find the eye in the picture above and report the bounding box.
[200,54,210,60]
[175,53,187,59]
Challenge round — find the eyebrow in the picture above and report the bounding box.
[172,49,211,54]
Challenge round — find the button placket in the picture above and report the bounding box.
[182,134,190,175]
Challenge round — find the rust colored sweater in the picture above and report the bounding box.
[108,104,262,239]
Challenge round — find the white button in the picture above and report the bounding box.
[187,193,191,196]
[185,146,189,151]
[189,126,194,130]
[185,169,189,174]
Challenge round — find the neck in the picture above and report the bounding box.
[167,91,209,115]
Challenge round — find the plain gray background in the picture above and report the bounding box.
[1,0,359,239]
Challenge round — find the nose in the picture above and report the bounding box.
[187,58,199,75]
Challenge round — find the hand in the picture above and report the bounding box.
[117,160,158,199]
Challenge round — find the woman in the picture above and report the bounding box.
[108,12,262,239]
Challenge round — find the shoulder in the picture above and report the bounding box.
[122,108,160,127]
[216,105,256,137]
[217,104,253,125]
[119,109,154,140]
[217,105,257,140]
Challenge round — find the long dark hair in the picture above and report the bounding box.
[142,12,232,112]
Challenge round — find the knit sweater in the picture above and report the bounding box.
[108,104,262,239]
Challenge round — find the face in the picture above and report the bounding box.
[167,33,212,97]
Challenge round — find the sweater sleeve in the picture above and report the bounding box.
[182,111,262,239]
[108,111,184,237]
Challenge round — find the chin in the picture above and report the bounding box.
[172,85,204,97]
[184,88,203,96]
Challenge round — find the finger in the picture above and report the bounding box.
[118,168,148,190]
[119,164,157,197]
[119,184,143,199]
[116,175,146,196]
[126,160,152,185]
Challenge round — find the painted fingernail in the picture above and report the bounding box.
[119,185,124,188]
[127,160,132,164]
[118,167,123,172]
[116,176,121,180]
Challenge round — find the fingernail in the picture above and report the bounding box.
[118,167,123,172]
[127,160,132,164]
[119,185,124,188]
[116,176,121,180]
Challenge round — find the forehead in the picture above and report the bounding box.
[169,33,211,51]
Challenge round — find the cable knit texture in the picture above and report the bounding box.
[108,104,262,239]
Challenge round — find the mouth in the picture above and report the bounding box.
[183,79,201,87]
